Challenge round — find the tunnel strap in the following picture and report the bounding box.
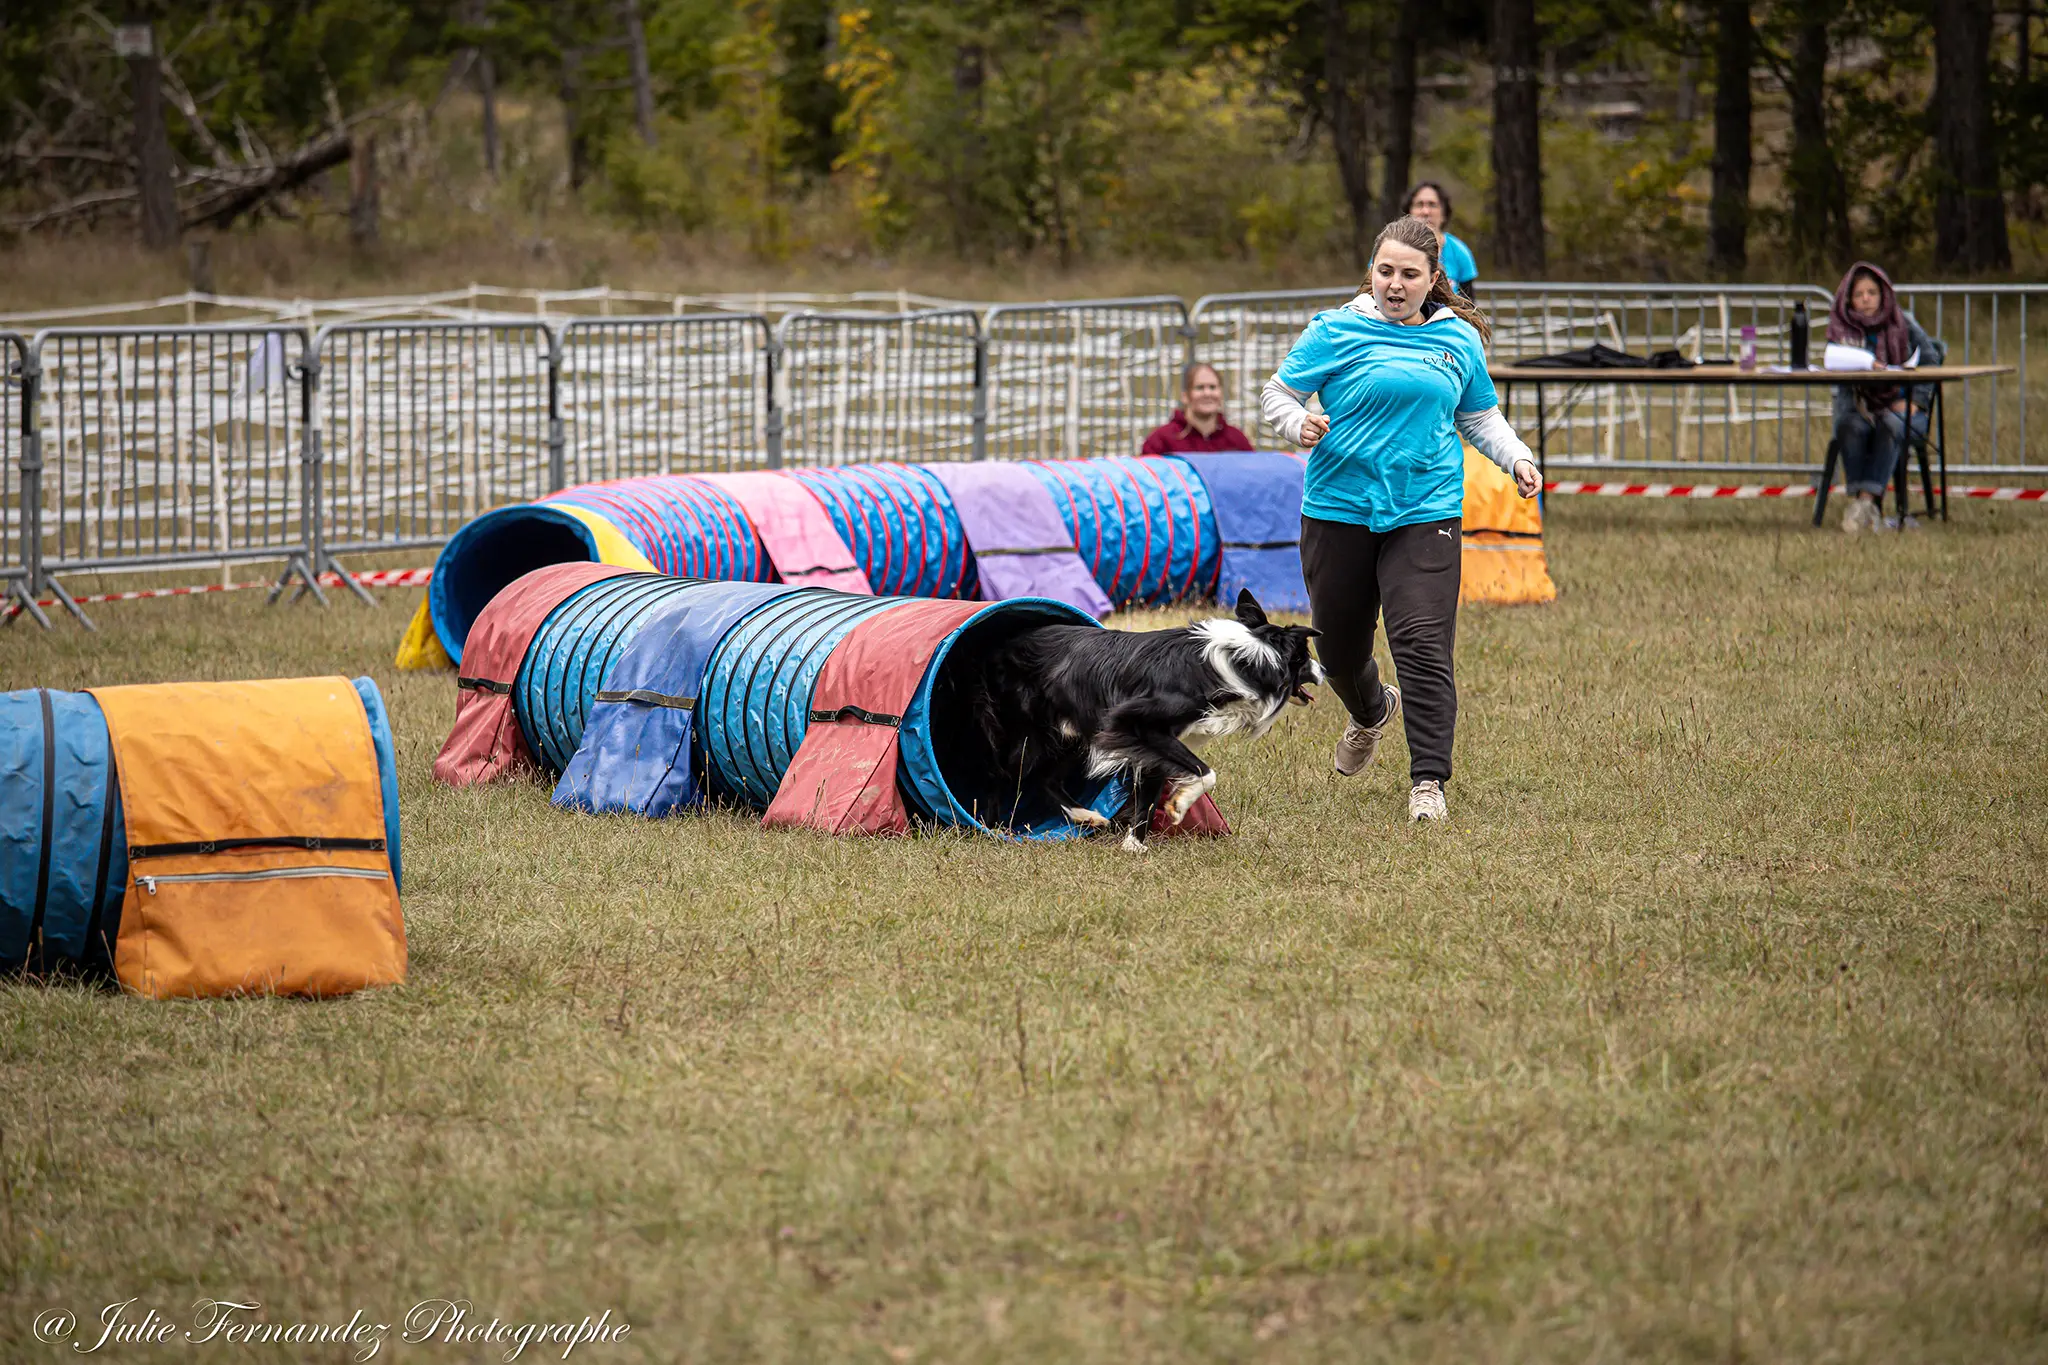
[808,704,901,728]
[30,688,55,962]
[456,676,513,694]
[131,836,386,860]
[1222,539,1299,550]
[972,545,1081,558]
[597,688,695,710]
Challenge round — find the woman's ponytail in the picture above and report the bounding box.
[1368,214,1494,345]
[1429,271,1492,345]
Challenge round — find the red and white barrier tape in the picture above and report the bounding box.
[1545,480,2046,501]
[5,566,431,616]
[8,482,2046,618]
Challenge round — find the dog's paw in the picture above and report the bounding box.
[1062,805,1112,830]
[1120,830,1150,855]
[1164,770,1218,825]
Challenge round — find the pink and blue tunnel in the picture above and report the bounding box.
[507,577,1123,837]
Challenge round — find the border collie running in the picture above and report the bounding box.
[964,590,1323,851]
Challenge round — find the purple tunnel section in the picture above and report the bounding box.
[920,461,1111,619]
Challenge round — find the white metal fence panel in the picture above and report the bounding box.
[1890,284,2043,473]
[32,327,310,573]
[774,309,981,466]
[315,322,554,553]
[557,315,771,479]
[2,333,24,577]
[1478,284,1838,473]
[984,298,1192,460]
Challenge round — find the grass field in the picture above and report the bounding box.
[2,499,2045,1363]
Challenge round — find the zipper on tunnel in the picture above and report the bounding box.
[137,866,389,895]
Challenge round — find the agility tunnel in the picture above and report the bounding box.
[1458,443,1557,605]
[433,567,1208,839]
[401,447,1551,670]
[401,455,1304,668]
[1,676,403,996]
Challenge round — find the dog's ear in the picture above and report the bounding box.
[1297,625,1322,639]
[1234,588,1268,628]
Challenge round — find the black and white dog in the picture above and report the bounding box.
[962,590,1323,851]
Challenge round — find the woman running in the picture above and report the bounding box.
[1261,215,1540,822]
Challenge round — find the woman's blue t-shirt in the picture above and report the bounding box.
[1441,233,1478,292]
[1277,303,1497,532]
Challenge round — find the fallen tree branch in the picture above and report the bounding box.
[5,144,132,168]
[180,126,354,230]
[1,101,398,236]
[1,185,143,231]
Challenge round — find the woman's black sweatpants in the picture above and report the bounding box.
[1300,514,1462,785]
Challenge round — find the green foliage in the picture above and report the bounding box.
[1547,126,1711,276]
[6,0,2044,275]
[1092,56,1347,265]
[600,3,798,256]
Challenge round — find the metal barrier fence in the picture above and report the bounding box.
[4,283,2041,626]
[315,321,554,559]
[1889,284,2043,475]
[984,298,1191,460]
[558,315,771,478]
[1483,283,1840,473]
[3,333,24,583]
[33,325,312,578]
[774,309,981,465]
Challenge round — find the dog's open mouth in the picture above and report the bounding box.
[1290,684,1316,706]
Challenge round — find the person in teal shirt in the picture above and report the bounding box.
[1403,181,1478,297]
[1261,215,1538,823]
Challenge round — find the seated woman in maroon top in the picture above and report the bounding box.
[1140,362,1257,454]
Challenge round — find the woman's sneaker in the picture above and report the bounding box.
[1408,780,1447,822]
[1842,499,1875,533]
[1334,685,1401,776]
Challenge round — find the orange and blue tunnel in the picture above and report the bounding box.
[0,678,401,975]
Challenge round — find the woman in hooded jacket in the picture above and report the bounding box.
[1260,215,1539,825]
[1829,262,1946,533]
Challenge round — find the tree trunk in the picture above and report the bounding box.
[1708,0,1751,272]
[185,237,214,295]
[349,133,379,246]
[1673,51,1699,160]
[126,28,179,250]
[2022,0,2032,85]
[1378,0,1421,226]
[1931,0,2011,270]
[621,0,657,148]
[462,0,500,177]
[1785,1,1848,269]
[561,50,590,190]
[1490,0,1545,274]
[477,51,499,177]
[1323,0,1375,267]
[950,43,987,257]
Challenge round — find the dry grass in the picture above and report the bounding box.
[1,499,2045,1363]
[0,225,1346,320]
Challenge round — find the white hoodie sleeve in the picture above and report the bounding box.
[1260,375,1314,447]
[1454,406,1537,479]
